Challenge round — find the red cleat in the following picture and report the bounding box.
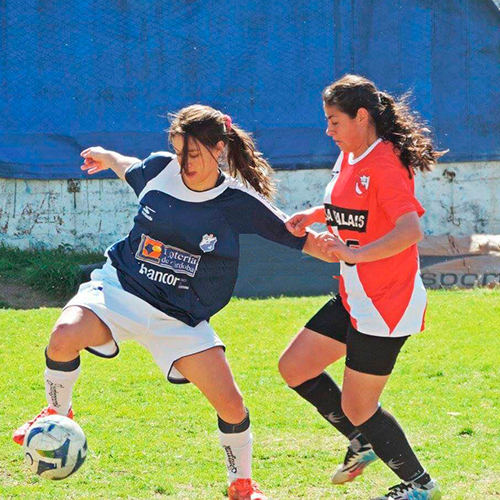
[228,478,268,500]
[13,406,74,445]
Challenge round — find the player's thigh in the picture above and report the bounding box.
[279,327,346,387]
[173,346,246,423]
[50,306,113,354]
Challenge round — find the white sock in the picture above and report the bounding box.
[44,366,81,415]
[218,425,253,484]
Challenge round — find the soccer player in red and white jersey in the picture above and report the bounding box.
[280,75,446,500]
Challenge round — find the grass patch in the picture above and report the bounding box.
[0,244,103,299]
[0,290,499,499]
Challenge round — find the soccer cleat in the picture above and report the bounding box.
[331,438,378,484]
[228,478,268,500]
[13,406,74,446]
[371,479,442,500]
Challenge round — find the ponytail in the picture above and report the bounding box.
[226,125,275,199]
[375,91,447,177]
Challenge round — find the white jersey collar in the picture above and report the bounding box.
[138,157,231,203]
[347,138,383,165]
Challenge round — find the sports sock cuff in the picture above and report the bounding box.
[291,372,359,440]
[289,374,322,397]
[358,405,383,429]
[218,408,250,434]
[291,372,343,416]
[45,347,81,372]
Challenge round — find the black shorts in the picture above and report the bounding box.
[305,294,409,376]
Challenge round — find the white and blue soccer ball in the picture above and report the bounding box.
[23,415,87,480]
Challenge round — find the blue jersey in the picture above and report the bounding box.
[106,152,307,327]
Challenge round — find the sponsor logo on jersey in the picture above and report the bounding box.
[199,233,217,253]
[138,263,182,286]
[135,234,201,277]
[355,174,370,195]
[141,205,156,221]
[324,204,368,232]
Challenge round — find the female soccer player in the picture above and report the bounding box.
[14,105,330,500]
[280,75,445,500]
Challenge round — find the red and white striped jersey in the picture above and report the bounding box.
[323,139,426,337]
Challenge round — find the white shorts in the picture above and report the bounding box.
[64,261,225,384]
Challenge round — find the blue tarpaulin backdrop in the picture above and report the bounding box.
[1,0,499,179]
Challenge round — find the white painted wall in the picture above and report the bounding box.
[0,161,499,250]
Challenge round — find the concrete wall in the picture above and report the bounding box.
[0,161,499,250]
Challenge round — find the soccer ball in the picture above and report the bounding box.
[23,415,87,480]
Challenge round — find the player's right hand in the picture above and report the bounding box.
[80,147,116,175]
[286,208,321,237]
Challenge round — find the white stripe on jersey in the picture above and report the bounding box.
[324,152,344,239]
[342,262,426,337]
[323,153,344,203]
[341,262,390,336]
[391,269,427,336]
[137,155,231,203]
[136,154,284,220]
[225,176,289,222]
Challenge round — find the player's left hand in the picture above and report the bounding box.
[317,233,362,264]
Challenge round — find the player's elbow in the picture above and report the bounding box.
[414,226,424,243]
[396,212,424,245]
[404,226,423,248]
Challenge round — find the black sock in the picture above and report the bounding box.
[358,406,426,483]
[291,372,360,440]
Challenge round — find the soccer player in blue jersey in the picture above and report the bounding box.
[13,105,330,500]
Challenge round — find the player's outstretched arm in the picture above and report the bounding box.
[286,206,326,237]
[80,147,140,180]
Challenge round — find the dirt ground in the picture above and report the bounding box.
[0,281,66,310]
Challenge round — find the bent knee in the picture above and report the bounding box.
[49,323,84,356]
[341,398,378,426]
[278,353,293,382]
[279,352,322,388]
[218,393,247,424]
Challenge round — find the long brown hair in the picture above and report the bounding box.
[168,104,275,199]
[323,75,447,176]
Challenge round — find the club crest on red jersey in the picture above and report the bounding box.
[355,170,371,196]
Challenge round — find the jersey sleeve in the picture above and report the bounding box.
[124,152,175,197]
[226,191,307,250]
[374,165,425,224]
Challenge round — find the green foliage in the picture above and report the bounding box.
[0,290,499,499]
[0,244,103,298]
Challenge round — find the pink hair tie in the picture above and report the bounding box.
[224,114,232,132]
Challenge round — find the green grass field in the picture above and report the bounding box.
[0,290,499,499]
[0,245,103,301]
